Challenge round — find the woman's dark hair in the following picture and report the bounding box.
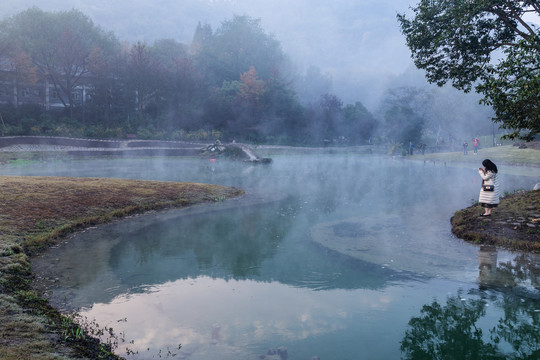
[482,159,498,173]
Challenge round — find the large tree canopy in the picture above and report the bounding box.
[0,7,119,116]
[397,0,540,140]
[196,15,287,86]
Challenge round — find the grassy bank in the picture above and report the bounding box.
[451,190,540,252]
[0,176,243,359]
[411,143,540,167]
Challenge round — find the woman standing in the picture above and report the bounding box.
[478,159,500,216]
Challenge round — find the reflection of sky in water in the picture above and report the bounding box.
[83,277,459,360]
[20,155,540,359]
[81,276,532,360]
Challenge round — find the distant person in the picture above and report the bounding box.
[473,137,479,154]
[478,159,500,216]
[409,141,414,155]
[420,143,426,155]
[463,141,468,155]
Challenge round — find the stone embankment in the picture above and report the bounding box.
[0,136,206,156]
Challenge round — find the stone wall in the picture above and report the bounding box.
[0,136,121,148]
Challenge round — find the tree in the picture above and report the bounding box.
[342,101,378,143]
[148,38,206,130]
[85,46,121,126]
[397,0,540,140]
[259,70,306,143]
[190,22,212,55]
[239,66,265,105]
[478,42,540,140]
[305,93,344,144]
[319,93,343,138]
[197,15,286,86]
[296,65,333,104]
[203,80,242,133]
[423,86,496,143]
[7,49,38,107]
[1,8,119,119]
[207,67,266,139]
[378,87,428,146]
[125,41,162,113]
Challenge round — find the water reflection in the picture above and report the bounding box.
[33,199,407,313]
[83,275,417,359]
[478,245,540,296]
[400,248,540,359]
[109,206,286,279]
[401,288,540,359]
[22,155,540,359]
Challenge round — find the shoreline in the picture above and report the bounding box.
[450,189,540,252]
[0,175,244,359]
[1,138,538,359]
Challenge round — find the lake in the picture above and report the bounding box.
[4,153,539,360]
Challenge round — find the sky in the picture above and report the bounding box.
[2,0,425,108]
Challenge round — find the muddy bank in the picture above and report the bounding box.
[451,190,540,252]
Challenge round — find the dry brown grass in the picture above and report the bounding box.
[0,176,242,250]
[0,175,243,359]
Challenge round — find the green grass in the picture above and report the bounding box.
[412,144,540,167]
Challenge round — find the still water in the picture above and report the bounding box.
[5,154,539,359]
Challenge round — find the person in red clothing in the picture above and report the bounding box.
[473,137,479,154]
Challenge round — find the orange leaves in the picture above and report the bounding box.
[240,66,265,103]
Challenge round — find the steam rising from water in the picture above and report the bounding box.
[24,154,540,359]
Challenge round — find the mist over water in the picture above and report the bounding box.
[13,154,539,359]
[1,0,538,355]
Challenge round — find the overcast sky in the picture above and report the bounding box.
[2,0,422,108]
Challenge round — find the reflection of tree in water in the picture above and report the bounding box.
[478,246,540,295]
[111,203,293,278]
[188,208,286,277]
[496,254,540,291]
[401,290,540,359]
[401,293,499,359]
[493,296,540,360]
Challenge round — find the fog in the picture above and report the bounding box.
[2,0,416,108]
[2,1,539,356]
[23,155,540,359]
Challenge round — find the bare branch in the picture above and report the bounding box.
[489,8,534,41]
[527,2,540,14]
[505,5,538,37]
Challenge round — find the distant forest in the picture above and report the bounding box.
[0,7,496,147]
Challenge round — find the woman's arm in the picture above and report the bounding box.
[479,169,494,181]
